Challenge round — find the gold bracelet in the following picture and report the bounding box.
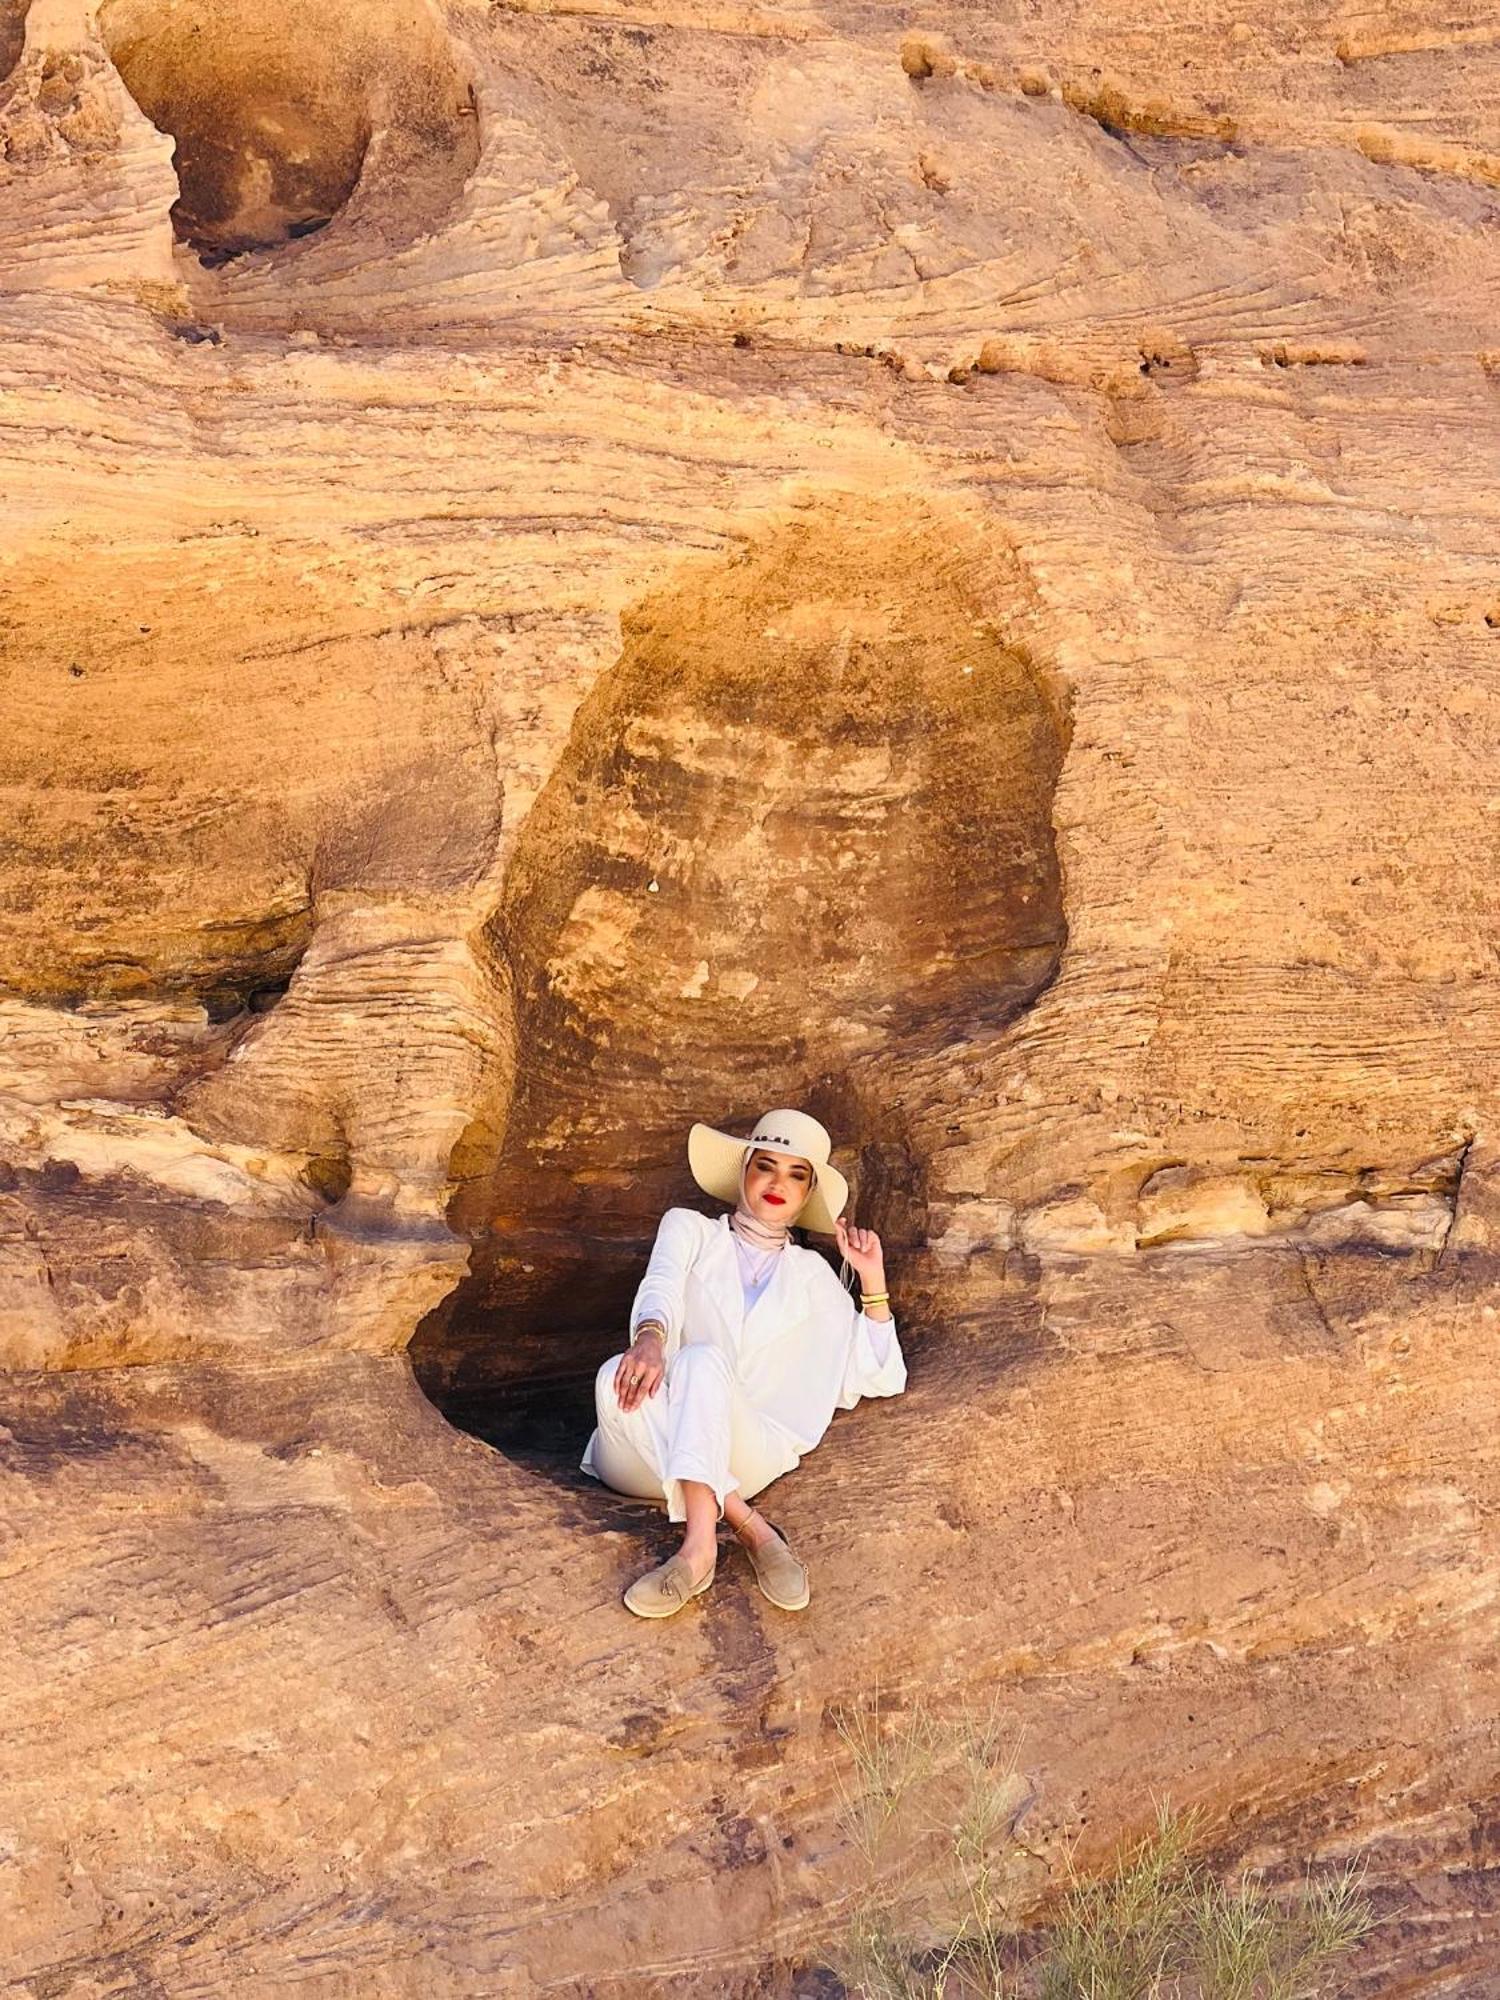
[860,1292,890,1306]
[631,1320,665,1346]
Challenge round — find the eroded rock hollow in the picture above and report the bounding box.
[99,0,479,260]
[414,496,1068,1436]
[4,0,1500,1990]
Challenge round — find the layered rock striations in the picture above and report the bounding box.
[5,0,1500,1991]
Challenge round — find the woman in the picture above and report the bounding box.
[579,1107,907,1619]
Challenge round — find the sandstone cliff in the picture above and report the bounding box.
[4,0,1500,1990]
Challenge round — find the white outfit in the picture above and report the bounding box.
[580,1206,907,1523]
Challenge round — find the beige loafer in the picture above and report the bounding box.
[623,1550,716,1619]
[734,1509,811,1611]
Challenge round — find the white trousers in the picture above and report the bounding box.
[583,1342,801,1525]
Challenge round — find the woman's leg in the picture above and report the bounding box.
[587,1345,731,1585]
[587,1345,797,1575]
[721,1487,782,1547]
[583,1354,673,1501]
[678,1350,806,1564]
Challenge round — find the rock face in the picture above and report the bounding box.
[4,0,1500,1991]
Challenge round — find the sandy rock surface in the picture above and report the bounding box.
[5,0,1500,1990]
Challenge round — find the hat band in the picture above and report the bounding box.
[750,1128,822,1159]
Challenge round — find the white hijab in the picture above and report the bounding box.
[727,1144,856,1294]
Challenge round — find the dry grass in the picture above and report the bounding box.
[820,1685,1375,2000]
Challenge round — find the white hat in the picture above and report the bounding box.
[687,1108,849,1236]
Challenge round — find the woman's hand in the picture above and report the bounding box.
[615,1328,664,1412]
[833,1215,885,1292]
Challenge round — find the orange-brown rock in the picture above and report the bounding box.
[4,0,1500,1990]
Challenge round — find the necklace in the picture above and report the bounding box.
[734,1235,779,1284]
[729,1216,784,1289]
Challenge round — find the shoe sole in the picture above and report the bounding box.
[623,1565,716,1618]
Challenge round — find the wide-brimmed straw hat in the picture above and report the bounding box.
[687,1108,848,1236]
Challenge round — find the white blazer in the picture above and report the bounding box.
[624,1205,908,1458]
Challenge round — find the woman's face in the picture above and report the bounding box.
[743,1149,813,1223]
